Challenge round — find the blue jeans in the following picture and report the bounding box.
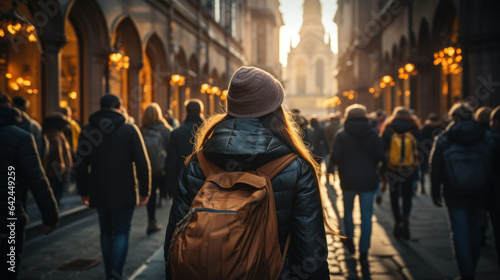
[447,205,482,278]
[343,190,376,253]
[97,207,135,279]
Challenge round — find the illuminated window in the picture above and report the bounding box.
[60,19,81,121]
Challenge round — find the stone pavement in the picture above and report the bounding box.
[20,199,172,280]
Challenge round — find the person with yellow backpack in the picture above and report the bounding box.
[380,107,422,240]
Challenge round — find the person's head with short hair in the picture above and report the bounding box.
[449,102,475,121]
[491,105,500,130]
[427,113,439,122]
[100,94,122,110]
[12,96,29,111]
[185,99,204,116]
[475,106,492,128]
[345,104,367,119]
[0,90,11,105]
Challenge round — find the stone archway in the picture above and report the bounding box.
[144,33,168,114]
[67,0,109,121]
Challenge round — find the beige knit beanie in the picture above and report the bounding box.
[226,66,285,118]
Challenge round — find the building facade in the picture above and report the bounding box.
[0,0,283,124]
[284,0,336,117]
[335,0,500,118]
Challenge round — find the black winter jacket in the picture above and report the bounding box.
[141,122,172,177]
[429,120,492,209]
[0,105,59,227]
[164,118,329,280]
[164,114,203,194]
[331,118,384,192]
[486,128,500,210]
[75,109,151,208]
[17,111,44,156]
[381,120,422,183]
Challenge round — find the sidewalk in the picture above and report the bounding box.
[20,199,172,280]
[132,176,500,280]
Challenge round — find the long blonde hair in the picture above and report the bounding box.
[141,103,171,129]
[187,106,339,235]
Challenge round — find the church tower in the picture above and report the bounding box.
[284,0,336,117]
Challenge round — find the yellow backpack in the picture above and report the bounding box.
[387,130,419,172]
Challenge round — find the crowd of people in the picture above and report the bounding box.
[1,64,499,280]
[297,102,499,280]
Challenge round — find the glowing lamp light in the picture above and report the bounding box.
[390,81,395,87]
[5,73,12,79]
[10,82,19,91]
[33,89,38,94]
[382,75,392,84]
[0,29,4,37]
[348,94,354,100]
[405,90,411,96]
[22,80,31,86]
[369,87,375,94]
[69,91,78,99]
[201,83,210,93]
[398,67,404,74]
[455,55,462,62]
[380,82,386,89]
[212,86,220,95]
[60,100,68,107]
[27,89,33,94]
[16,77,23,84]
[404,63,415,73]
[342,91,348,97]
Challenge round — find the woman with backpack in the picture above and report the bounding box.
[164,66,332,279]
[140,103,172,234]
[380,107,422,240]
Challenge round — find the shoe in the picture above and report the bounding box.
[147,220,162,234]
[393,223,402,238]
[359,252,370,279]
[375,195,382,205]
[401,217,410,240]
[342,238,355,253]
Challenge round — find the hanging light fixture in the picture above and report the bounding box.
[0,0,38,43]
[109,35,130,71]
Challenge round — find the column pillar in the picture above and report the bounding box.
[43,35,66,116]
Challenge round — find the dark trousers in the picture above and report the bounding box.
[97,207,135,279]
[389,180,414,224]
[49,175,69,206]
[147,176,163,221]
[447,205,482,278]
[0,224,25,280]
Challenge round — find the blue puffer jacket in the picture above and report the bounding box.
[164,118,329,280]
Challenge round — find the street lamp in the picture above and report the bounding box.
[0,0,38,43]
[433,46,462,75]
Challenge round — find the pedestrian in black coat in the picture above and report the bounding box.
[12,96,45,156]
[164,99,204,198]
[0,91,59,280]
[420,113,444,194]
[488,105,500,266]
[310,117,330,164]
[75,94,151,279]
[330,104,384,268]
[429,102,493,279]
[380,107,422,240]
[164,67,330,279]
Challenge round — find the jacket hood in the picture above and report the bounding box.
[203,118,293,170]
[89,109,126,129]
[446,120,486,145]
[0,105,22,127]
[389,120,414,133]
[343,118,373,138]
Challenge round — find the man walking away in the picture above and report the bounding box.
[0,91,59,280]
[430,102,493,280]
[164,99,204,198]
[330,104,384,270]
[75,94,151,280]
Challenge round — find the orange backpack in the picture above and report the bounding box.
[167,151,297,280]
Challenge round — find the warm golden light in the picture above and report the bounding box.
[0,29,4,37]
[60,100,68,107]
[201,83,210,93]
[28,34,36,42]
[69,91,78,99]
[369,87,375,94]
[13,23,21,31]
[10,83,19,91]
[171,75,180,83]
[405,90,411,96]
[348,94,354,100]
[382,75,392,84]
[7,24,16,34]
[27,89,33,94]
[404,63,415,73]
[398,67,404,74]
[212,86,220,95]
[222,90,228,96]
[33,89,38,94]
[342,91,348,97]
[455,55,462,62]
[380,82,386,89]
[5,73,12,79]
[22,80,31,86]
[16,77,23,84]
[390,81,395,86]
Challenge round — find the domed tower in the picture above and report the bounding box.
[285,0,336,117]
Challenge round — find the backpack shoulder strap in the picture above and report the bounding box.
[197,150,224,178]
[257,153,299,179]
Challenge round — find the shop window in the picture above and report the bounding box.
[60,20,81,121]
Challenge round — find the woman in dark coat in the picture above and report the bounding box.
[140,103,172,234]
[380,107,422,240]
[164,67,332,279]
